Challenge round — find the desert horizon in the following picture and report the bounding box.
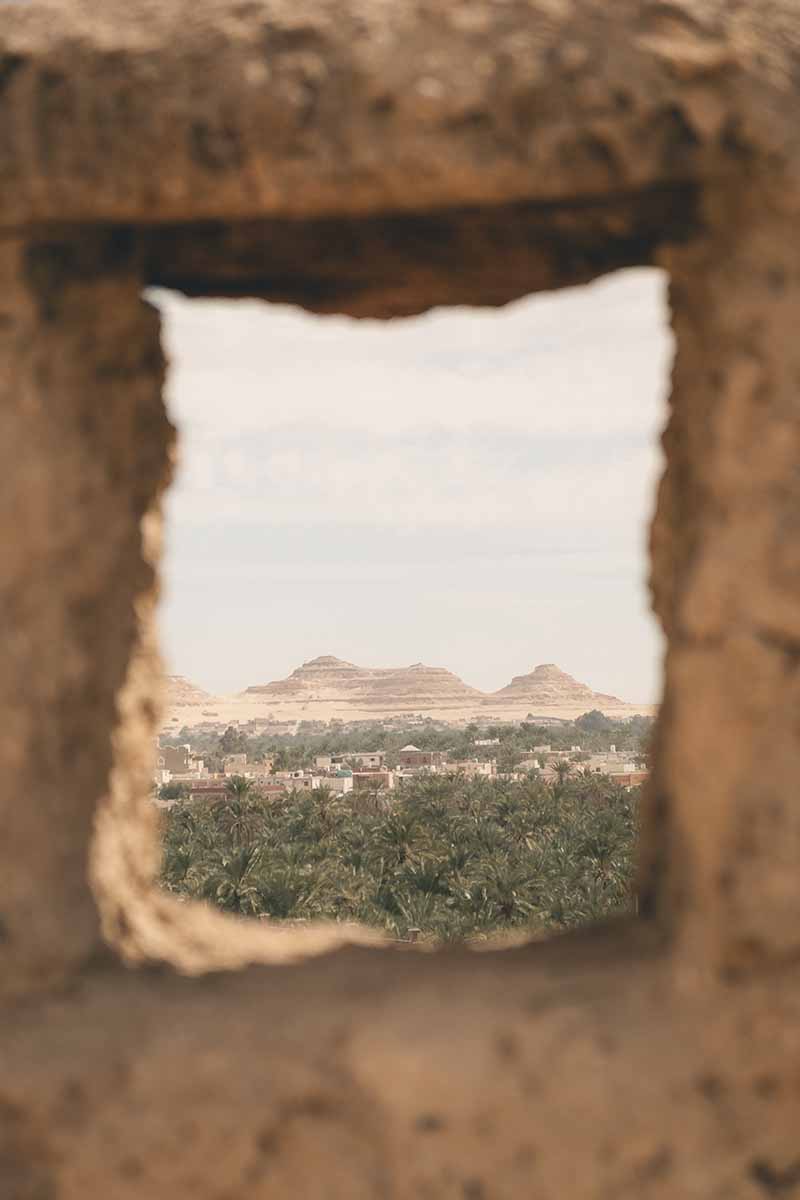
[163,653,655,730]
[157,270,668,710]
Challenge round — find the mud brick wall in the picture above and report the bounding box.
[1,3,799,1196]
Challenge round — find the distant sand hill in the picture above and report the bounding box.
[490,663,624,709]
[165,675,216,706]
[162,656,653,728]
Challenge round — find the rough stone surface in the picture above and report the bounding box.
[0,0,799,228]
[1,1,799,1197]
[3,929,800,1200]
[650,185,800,971]
[0,231,174,998]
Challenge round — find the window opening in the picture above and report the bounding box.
[148,266,671,945]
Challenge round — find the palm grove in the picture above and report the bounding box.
[159,767,640,942]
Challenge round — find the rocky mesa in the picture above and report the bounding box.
[243,656,484,714]
[163,657,652,727]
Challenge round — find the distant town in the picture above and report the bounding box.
[154,711,650,806]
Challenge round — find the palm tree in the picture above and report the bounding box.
[225,774,254,801]
[213,777,264,850]
[161,843,195,891]
[257,862,329,920]
[371,811,419,867]
[199,845,263,915]
[551,760,573,785]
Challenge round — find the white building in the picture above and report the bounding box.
[277,771,322,792]
[584,753,641,776]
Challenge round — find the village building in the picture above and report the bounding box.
[397,745,448,769]
[222,752,248,774]
[451,760,496,780]
[348,751,385,769]
[160,744,189,773]
[243,759,276,777]
[154,742,206,787]
[282,773,321,792]
[516,757,542,772]
[352,769,395,792]
[315,751,385,770]
[327,771,354,796]
[584,752,644,776]
[186,781,230,803]
[608,771,648,790]
[220,753,275,778]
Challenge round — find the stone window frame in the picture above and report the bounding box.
[2,2,799,1195]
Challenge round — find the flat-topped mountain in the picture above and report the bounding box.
[164,656,651,727]
[244,655,483,711]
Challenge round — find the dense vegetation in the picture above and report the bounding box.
[159,771,639,942]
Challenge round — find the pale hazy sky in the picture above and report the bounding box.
[151,267,672,704]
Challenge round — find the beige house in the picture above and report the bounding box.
[349,751,386,769]
[516,757,542,772]
[160,744,191,773]
[352,770,395,792]
[452,760,496,779]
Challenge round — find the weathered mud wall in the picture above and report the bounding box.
[0,0,799,228]
[1,2,799,1197]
